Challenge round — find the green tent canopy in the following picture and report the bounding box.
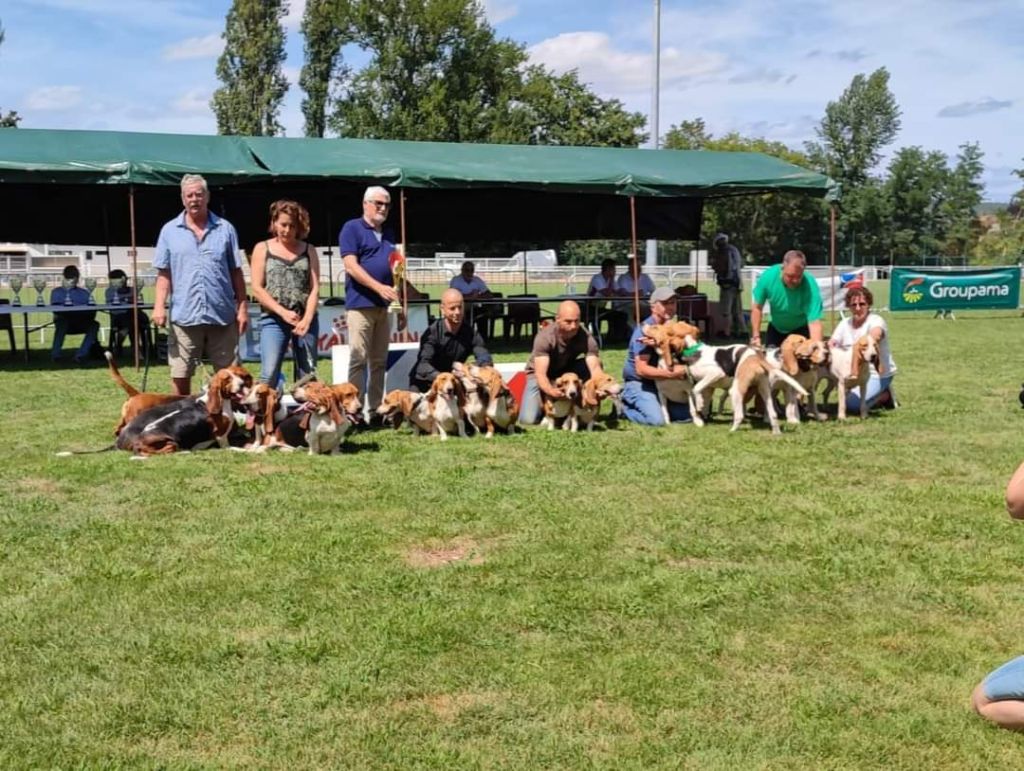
[0,128,838,245]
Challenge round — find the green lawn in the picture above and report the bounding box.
[2,302,1024,768]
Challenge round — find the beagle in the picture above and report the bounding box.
[115,366,251,456]
[540,372,582,431]
[427,372,468,440]
[376,389,435,435]
[468,365,519,437]
[779,335,830,422]
[576,373,623,431]
[641,322,699,426]
[823,335,881,420]
[680,341,807,435]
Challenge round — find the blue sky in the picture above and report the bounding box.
[0,0,1020,199]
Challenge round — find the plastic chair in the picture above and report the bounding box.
[0,300,16,353]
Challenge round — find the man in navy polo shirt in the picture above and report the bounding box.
[339,186,401,421]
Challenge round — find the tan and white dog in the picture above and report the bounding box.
[427,372,468,440]
[641,321,702,426]
[576,372,623,431]
[468,365,520,437]
[540,372,582,431]
[290,381,345,455]
[778,334,830,422]
[458,369,489,436]
[377,389,435,434]
[822,335,881,420]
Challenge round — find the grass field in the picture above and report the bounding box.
[2,290,1024,768]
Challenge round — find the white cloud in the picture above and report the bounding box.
[162,33,223,61]
[482,0,518,25]
[26,85,83,110]
[172,88,212,116]
[528,32,726,95]
[283,65,302,87]
[938,97,1013,118]
[284,0,307,31]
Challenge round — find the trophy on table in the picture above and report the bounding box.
[388,246,406,314]
[136,275,147,302]
[33,276,48,306]
[110,274,125,305]
[8,274,23,306]
[84,276,97,305]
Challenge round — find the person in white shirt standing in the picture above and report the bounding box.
[828,285,898,411]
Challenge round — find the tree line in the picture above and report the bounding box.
[1,5,1019,264]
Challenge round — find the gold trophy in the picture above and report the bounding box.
[388,245,406,314]
[9,274,23,306]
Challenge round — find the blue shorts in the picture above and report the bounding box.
[983,655,1024,701]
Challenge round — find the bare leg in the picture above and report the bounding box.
[1007,460,1024,520]
[972,684,1024,730]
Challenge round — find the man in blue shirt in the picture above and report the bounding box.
[339,185,400,422]
[621,287,692,425]
[152,174,249,395]
[50,264,99,363]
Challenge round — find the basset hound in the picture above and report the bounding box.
[823,334,881,420]
[539,372,582,431]
[376,389,435,434]
[427,372,468,440]
[575,372,623,431]
[115,366,252,456]
[280,381,347,454]
[239,382,289,449]
[458,371,489,436]
[468,365,519,437]
[105,350,187,436]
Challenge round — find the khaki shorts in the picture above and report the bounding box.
[168,323,239,379]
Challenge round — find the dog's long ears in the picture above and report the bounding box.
[781,338,800,376]
[264,389,279,436]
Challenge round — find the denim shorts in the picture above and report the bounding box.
[983,655,1024,701]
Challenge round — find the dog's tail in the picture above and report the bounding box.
[55,444,118,457]
[771,366,810,397]
[105,351,140,397]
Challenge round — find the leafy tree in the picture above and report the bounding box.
[0,21,21,127]
[299,0,352,137]
[883,146,948,259]
[327,0,525,142]
[211,0,288,136]
[807,67,901,189]
[938,142,984,256]
[974,163,1024,264]
[499,66,646,147]
[320,0,646,147]
[662,123,828,263]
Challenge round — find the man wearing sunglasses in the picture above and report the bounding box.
[339,186,401,424]
[749,249,823,348]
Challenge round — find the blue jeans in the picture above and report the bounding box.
[621,380,692,426]
[845,374,894,412]
[258,312,319,386]
[51,316,99,361]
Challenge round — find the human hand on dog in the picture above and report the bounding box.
[546,386,565,399]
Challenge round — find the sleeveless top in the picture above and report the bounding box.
[264,240,313,316]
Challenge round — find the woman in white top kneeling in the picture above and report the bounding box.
[828,285,897,411]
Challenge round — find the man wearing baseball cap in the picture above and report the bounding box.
[620,286,692,425]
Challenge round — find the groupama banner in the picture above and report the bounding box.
[890,267,1021,311]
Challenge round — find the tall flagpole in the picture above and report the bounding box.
[645,0,661,269]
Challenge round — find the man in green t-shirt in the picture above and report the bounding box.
[749,250,823,348]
